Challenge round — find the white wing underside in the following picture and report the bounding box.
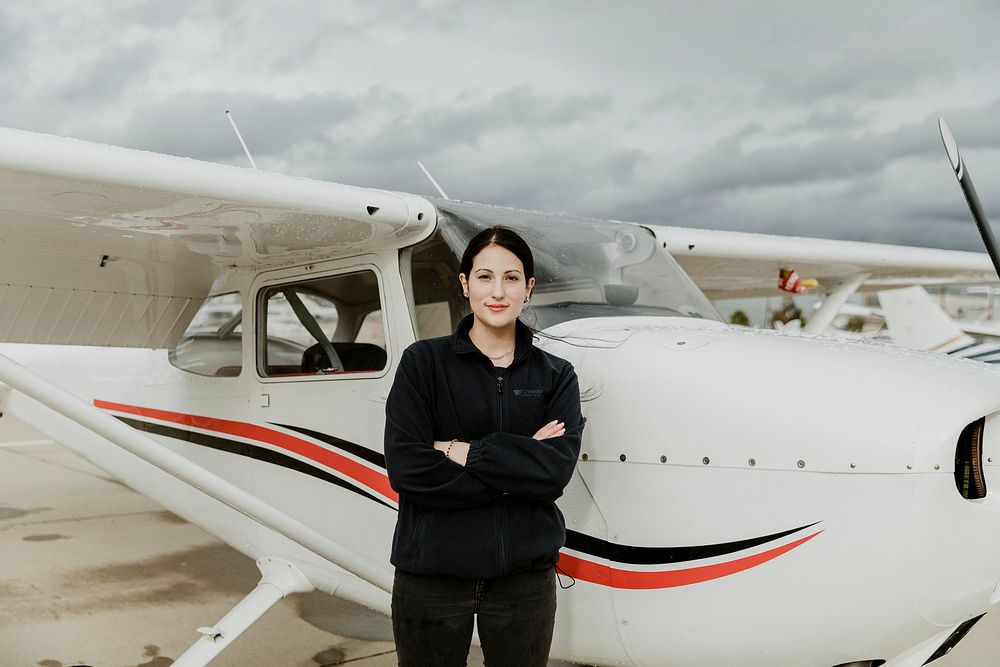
[0,128,435,347]
[653,226,996,299]
[1,127,993,346]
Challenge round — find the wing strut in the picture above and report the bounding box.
[173,557,313,666]
[0,350,391,592]
[804,272,870,335]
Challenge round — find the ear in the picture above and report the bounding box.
[458,273,469,296]
[526,276,535,298]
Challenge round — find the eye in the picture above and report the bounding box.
[506,275,520,282]
[477,274,492,280]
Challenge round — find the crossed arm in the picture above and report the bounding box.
[384,349,583,509]
[432,418,566,465]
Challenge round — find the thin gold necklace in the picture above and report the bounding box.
[470,330,514,360]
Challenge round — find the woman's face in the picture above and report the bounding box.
[459,244,535,331]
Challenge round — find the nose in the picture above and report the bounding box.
[491,276,505,298]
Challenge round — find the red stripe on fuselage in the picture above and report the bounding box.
[93,399,398,503]
[558,530,823,589]
[95,399,823,590]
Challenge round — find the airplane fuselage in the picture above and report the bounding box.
[5,221,1000,666]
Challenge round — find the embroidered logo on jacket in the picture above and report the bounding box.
[513,389,544,397]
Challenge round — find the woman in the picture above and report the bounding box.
[384,226,583,666]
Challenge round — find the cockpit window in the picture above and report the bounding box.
[257,269,387,378]
[400,201,720,338]
[168,292,243,377]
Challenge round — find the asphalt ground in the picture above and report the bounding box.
[0,415,995,666]
[0,415,399,667]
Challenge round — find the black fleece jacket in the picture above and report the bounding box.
[384,314,583,579]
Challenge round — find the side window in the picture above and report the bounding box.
[168,293,243,377]
[259,269,387,378]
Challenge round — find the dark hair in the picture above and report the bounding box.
[459,226,534,280]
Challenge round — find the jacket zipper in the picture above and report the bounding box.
[496,373,504,430]
[495,369,509,572]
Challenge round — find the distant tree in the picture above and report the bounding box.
[730,310,751,326]
[845,315,865,332]
[770,297,805,328]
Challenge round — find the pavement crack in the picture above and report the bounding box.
[0,509,172,531]
[0,445,121,486]
[341,649,397,664]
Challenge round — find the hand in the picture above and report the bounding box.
[533,420,565,441]
[434,440,470,466]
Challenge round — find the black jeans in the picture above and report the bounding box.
[392,567,557,667]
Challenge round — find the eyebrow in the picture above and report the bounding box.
[474,268,523,274]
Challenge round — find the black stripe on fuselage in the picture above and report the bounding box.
[964,347,1000,360]
[270,424,822,564]
[270,422,386,468]
[946,341,981,355]
[563,521,821,565]
[114,414,819,567]
[114,416,394,509]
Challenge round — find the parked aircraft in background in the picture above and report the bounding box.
[856,285,1000,362]
[649,224,995,333]
[3,127,1000,666]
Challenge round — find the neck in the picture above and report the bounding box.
[468,319,517,356]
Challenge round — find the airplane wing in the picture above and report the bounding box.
[0,128,435,347]
[651,225,997,300]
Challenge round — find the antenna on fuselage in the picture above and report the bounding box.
[417,160,450,200]
[226,110,258,171]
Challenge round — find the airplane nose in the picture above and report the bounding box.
[539,316,1000,666]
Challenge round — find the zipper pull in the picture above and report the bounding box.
[497,375,503,394]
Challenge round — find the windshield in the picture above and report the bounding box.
[402,200,720,337]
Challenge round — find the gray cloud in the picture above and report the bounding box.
[630,99,1000,219]
[1,0,1000,258]
[359,86,613,162]
[675,121,930,195]
[103,91,364,163]
[588,93,1000,252]
[0,8,24,59]
[0,8,28,90]
[750,4,1000,103]
[762,35,953,103]
[604,149,647,187]
[787,107,868,133]
[59,42,160,101]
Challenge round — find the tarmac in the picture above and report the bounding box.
[1,415,997,667]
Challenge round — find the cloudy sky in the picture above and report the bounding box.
[1,1,999,250]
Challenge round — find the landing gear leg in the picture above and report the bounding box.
[173,556,315,666]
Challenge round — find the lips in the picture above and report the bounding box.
[486,304,509,311]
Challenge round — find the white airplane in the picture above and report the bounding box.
[3,127,1000,667]
[867,285,1000,360]
[651,224,996,334]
